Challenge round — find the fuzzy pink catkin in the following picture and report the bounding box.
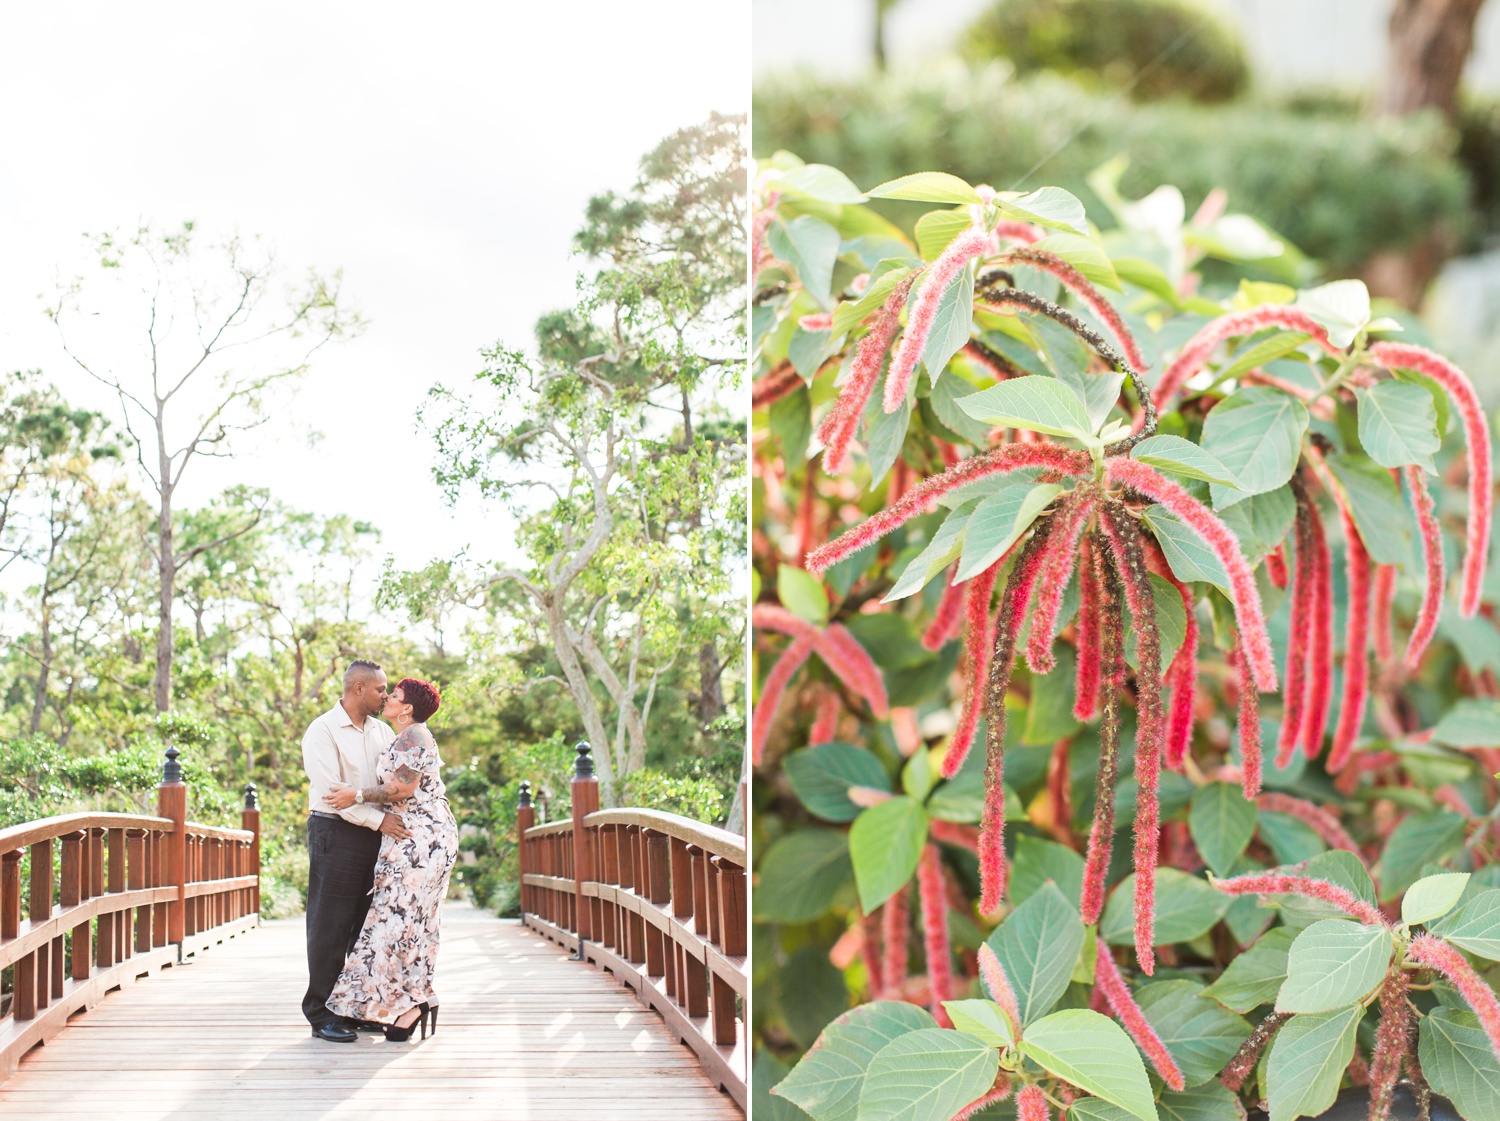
[809,692,842,746]
[818,274,919,476]
[942,561,1002,778]
[1330,504,1372,771]
[751,362,803,411]
[1025,493,1095,673]
[807,443,1092,574]
[1301,498,1335,758]
[1404,464,1445,669]
[922,569,967,651]
[977,943,1022,1034]
[1165,573,1199,768]
[1368,967,1410,1121]
[1373,564,1397,665]
[1073,536,1102,721]
[820,623,892,718]
[1103,456,1279,691]
[992,220,1043,245]
[1255,793,1365,864]
[883,227,991,413]
[1370,342,1492,617]
[918,845,955,1027]
[751,635,815,765]
[752,603,821,643]
[1266,543,1290,589]
[1016,1085,1051,1121]
[1277,495,1317,768]
[1410,934,1500,1066]
[1081,546,1124,923]
[1152,305,1341,409]
[1237,640,1263,798]
[1005,247,1149,374]
[880,886,909,996]
[1094,940,1186,1090]
[1212,872,1386,926]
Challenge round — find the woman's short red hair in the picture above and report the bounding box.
[396,677,441,723]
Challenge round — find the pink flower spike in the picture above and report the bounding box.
[880,886,909,996]
[1006,247,1149,375]
[1410,934,1500,1066]
[818,274,918,476]
[1369,968,1411,1121]
[810,691,842,745]
[808,443,1092,574]
[1277,495,1316,768]
[1211,872,1386,926]
[992,220,1043,245]
[752,362,803,411]
[884,226,991,413]
[1373,564,1397,665]
[1237,640,1263,798]
[922,569,967,651]
[953,1084,1015,1121]
[1025,492,1094,674]
[1255,793,1365,866]
[1404,464,1445,669]
[797,312,833,331]
[977,943,1022,1035]
[918,845,955,1026]
[1266,543,1290,589]
[1301,497,1334,758]
[1073,536,1103,721]
[751,635,815,764]
[1371,342,1492,617]
[1016,1085,1051,1121]
[1094,940,1186,1090]
[1330,503,1372,772]
[818,623,891,719]
[1165,573,1199,769]
[942,561,1002,779]
[752,602,822,643]
[1153,305,1342,410]
[1104,456,1278,691]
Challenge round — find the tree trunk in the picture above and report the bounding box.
[29,613,51,735]
[154,489,174,712]
[1380,0,1489,120]
[546,598,620,806]
[696,638,724,724]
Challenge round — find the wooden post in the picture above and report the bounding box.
[157,746,188,946]
[516,782,534,918]
[570,742,600,944]
[2,850,21,1018]
[62,830,90,982]
[30,839,52,1011]
[126,829,148,954]
[242,783,261,917]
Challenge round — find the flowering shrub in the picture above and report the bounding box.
[751,158,1500,1121]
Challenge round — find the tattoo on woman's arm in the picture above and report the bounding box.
[361,765,422,804]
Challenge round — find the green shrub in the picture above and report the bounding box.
[753,69,1470,274]
[962,0,1249,102]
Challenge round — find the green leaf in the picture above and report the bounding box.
[789,326,836,379]
[1134,981,1252,1088]
[1324,452,1413,570]
[770,385,813,465]
[858,1028,999,1121]
[784,742,891,823]
[867,172,982,205]
[1020,1009,1159,1121]
[1404,872,1471,927]
[1421,1007,1500,1121]
[1356,381,1441,472]
[1024,642,1085,744]
[1277,851,1378,928]
[1295,278,1369,349]
[849,796,929,912]
[957,374,1096,440]
[776,164,866,205]
[1189,782,1259,877]
[1131,435,1240,488]
[941,999,1015,1049]
[769,216,841,308]
[753,831,851,923]
[914,209,973,263]
[885,507,971,603]
[1031,231,1121,290]
[1156,1083,1246,1121]
[1266,1004,1363,1121]
[985,881,1086,1025]
[1430,889,1500,961]
[773,1001,937,1121]
[1009,834,1086,909]
[929,373,996,446]
[998,186,1090,236]
[1275,919,1391,1013]
[1258,810,1326,867]
[864,394,911,488]
[1113,257,1181,306]
[1056,368,1126,432]
[1102,869,1230,946]
[920,259,976,383]
[1069,1103,1137,1121]
[1199,386,1309,508]
[779,564,828,626]
[1124,573,1188,674]
[1141,506,1231,590]
[1218,486,1297,567]
[1201,926,1297,1013]
[1377,810,1466,900]
[829,264,914,338]
[754,1051,813,1121]
[780,945,852,1049]
[954,481,1062,581]
[1432,699,1500,748]
[1209,330,1312,389]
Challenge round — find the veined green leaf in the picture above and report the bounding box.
[1131,435,1240,488]
[779,564,828,626]
[784,742,891,823]
[829,264,914,338]
[1030,231,1121,290]
[1208,330,1312,389]
[1356,381,1441,472]
[1101,869,1229,946]
[1275,919,1390,1013]
[915,209,973,264]
[1420,1007,1500,1121]
[1295,278,1370,349]
[957,374,1095,441]
[768,216,841,309]
[997,185,1090,236]
[1266,1004,1362,1121]
[1403,872,1471,927]
[884,507,972,603]
[752,831,851,924]
[1200,927,1297,1013]
[1140,506,1231,590]
[867,172,982,205]
[849,796,929,912]
[772,1001,937,1121]
[1134,981,1252,1088]
[954,482,1062,582]
[1199,386,1309,508]
[985,881,1085,1026]
[941,999,1015,1049]
[1324,452,1413,570]
[775,164,866,205]
[1431,889,1500,960]
[858,1028,999,1121]
[1189,782,1258,877]
[920,259,977,383]
[1020,1009,1159,1121]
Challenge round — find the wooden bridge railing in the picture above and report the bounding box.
[518,743,747,1111]
[0,745,260,1079]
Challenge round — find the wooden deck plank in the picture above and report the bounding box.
[0,902,741,1120]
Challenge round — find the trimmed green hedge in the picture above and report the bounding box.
[753,70,1471,274]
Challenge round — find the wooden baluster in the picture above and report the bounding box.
[704,852,722,948]
[587,823,603,946]
[600,824,619,950]
[127,828,148,955]
[28,839,53,1013]
[670,836,693,1009]
[622,826,645,965]
[2,849,23,1019]
[710,855,744,1048]
[62,830,89,982]
[681,845,709,1021]
[688,845,709,937]
[151,830,167,948]
[158,746,187,946]
[645,830,670,981]
[96,829,115,970]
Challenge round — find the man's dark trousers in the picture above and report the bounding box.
[302,813,382,1027]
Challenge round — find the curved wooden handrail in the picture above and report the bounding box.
[516,752,747,1112]
[0,762,263,1080]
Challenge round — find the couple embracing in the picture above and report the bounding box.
[299,659,459,1043]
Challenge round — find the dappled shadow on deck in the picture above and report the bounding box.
[0,902,740,1120]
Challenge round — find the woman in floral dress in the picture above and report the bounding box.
[323,677,458,1040]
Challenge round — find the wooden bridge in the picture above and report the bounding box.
[0,744,746,1118]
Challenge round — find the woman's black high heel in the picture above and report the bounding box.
[426,1003,439,1038]
[384,1002,429,1042]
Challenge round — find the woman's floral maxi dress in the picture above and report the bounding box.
[326,724,458,1024]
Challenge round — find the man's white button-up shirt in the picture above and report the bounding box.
[302,701,395,831]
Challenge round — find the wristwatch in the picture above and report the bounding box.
[354,788,365,804]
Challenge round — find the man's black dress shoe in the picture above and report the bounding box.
[311,1020,357,1043]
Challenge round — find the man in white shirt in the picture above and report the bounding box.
[300,659,411,1042]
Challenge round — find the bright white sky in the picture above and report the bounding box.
[0,1,748,584]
